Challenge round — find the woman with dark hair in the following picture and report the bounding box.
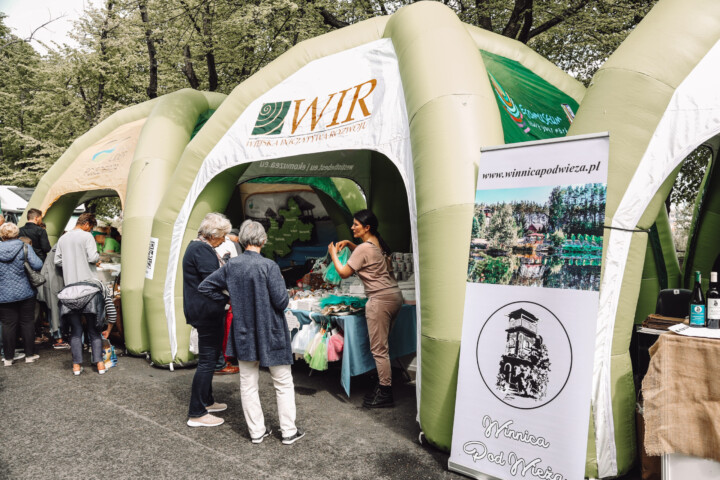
[328,209,403,408]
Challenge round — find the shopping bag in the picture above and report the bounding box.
[309,332,329,371]
[102,338,118,369]
[189,327,199,355]
[327,328,344,362]
[323,247,351,285]
[291,321,319,355]
[304,328,326,364]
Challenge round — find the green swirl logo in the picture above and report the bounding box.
[252,101,291,135]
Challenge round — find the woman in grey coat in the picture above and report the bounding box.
[199,220,304,445]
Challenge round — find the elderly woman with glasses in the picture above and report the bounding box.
[199,220,304,445]
[183,212,232,428]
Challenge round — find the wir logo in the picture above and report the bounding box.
[251,79,377,136]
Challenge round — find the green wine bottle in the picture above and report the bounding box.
[707,271,720,329]
[690,270,706,327]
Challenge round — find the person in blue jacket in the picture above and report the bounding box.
[0,222,43,366]
[199,220,305,445]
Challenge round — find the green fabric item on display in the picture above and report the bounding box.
[479,49,579,145]
[323,247,351,285]
[320,295,368,309]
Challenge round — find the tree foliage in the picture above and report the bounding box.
[487,203,519,248]
[0,0,658,188]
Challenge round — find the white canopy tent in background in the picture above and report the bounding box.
[0,185,84,227]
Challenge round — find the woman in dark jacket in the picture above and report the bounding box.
[199,220,304,445]
[0,222,43,366]
[183,213,231,428]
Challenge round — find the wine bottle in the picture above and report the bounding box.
[707,271,720,329]
[689,270,706,327]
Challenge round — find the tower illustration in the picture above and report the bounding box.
[497,308,549,399]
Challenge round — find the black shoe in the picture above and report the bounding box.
[282,429,306,445]
[251,428,272,444]
[363,383,380,402]
[363,385,394,408]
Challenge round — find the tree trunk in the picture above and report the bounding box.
[94,0,115,126]
[139,0,158,99]
[502,0,533,40]
[182,44,200,89]
[475,0,493,31]
[202,2,218,92]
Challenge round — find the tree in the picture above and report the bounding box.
[487,203,519,248]
[548,186,566,232]
[317,0,657,85]
[549,229,566,248]
[0,0,659,187]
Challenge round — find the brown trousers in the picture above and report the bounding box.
[366,291,403,386]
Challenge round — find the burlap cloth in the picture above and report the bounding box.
[642,332,720,461]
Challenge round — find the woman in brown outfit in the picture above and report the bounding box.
[328,209,403,408]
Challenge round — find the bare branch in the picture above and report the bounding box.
[0,14,66,52]
[525,0,594,41]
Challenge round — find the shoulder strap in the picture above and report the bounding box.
[23,243,28,260]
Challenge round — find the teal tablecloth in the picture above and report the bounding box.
[289,304,417,396]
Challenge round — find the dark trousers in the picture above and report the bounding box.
[66,313,103,364]
[0,297,36,360]
[188,324,223,418]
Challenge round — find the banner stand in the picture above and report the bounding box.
[449,133,609,480]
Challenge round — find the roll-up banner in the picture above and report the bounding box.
[449,133,609,480]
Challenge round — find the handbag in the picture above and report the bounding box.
[23,244,46,288]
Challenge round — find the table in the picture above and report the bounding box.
[289,304,417,396]
[642,333,720,475]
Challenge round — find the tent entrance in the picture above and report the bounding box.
[222,150,413,286]
[43,189,120,243]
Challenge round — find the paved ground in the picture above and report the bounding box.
[1,344,642,480]
[1,345,463,480]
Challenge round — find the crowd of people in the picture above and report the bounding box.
[1,205,404,445]
[0,210,117,374]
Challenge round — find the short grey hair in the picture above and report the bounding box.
[0,222,20,241]
[238,220,267,248]
[198,213,231,240]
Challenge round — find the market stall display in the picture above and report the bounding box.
[288,304,417,396]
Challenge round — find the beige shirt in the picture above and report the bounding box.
[346,242,399,297]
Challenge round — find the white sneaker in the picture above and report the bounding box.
[13,352,25,361]
[207,402,227,413]
[25,354,40,363]
[187,414,224,427]
[3,359,12,367]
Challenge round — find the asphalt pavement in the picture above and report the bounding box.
[0,345,462,480]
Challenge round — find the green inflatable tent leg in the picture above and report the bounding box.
[122,90,226,356]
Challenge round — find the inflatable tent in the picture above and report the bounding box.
[21,89,226,355]
[21,0,591,470]
[136,0,583,462]
[567,0,720,477]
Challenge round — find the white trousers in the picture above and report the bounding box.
[237,361,297,438]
